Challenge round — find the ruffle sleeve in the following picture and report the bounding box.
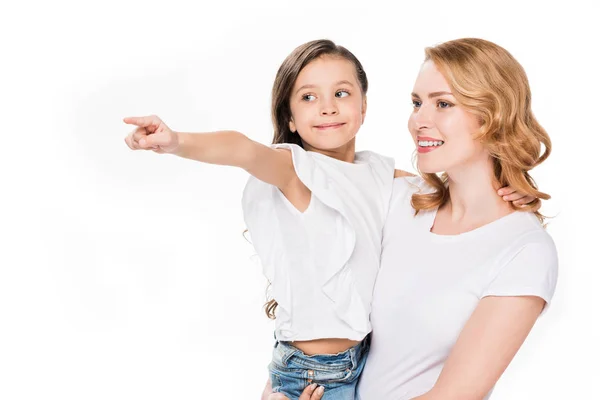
[241,143,364,339]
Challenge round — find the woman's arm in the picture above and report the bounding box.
[413,295,545,400]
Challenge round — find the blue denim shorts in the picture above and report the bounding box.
[268,336,370,400]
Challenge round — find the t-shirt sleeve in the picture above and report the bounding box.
[481,237,558,314]
[241,143,356,284]
[241,143,362,336]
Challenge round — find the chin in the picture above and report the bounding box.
[306,136,354,151]
[417,160,444,175]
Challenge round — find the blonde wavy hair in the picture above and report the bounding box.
[411,38,551,224]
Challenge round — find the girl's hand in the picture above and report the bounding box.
[123,115,179,154]
[498,186,540,212]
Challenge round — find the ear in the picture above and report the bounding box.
[361,95,368,124]
[289,118,297,133]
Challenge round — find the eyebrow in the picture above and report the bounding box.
[295,80,355,95]
[411,91,454,99]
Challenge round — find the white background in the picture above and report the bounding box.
[1,0,598,398]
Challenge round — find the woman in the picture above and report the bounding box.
[266,37,557,400]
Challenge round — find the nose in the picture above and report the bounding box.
[412,104,434,130]
[320,96,338,116]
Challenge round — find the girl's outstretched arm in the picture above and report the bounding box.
[124,115,305,196]
[124,115,311,211]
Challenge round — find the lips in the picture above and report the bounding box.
[315,122,345,130]
[417,136,444,142]
[416,135,445,154]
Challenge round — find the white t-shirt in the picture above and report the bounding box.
[357,177,558,399]
[242,143,395,342]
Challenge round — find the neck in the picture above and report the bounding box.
[443,158,512,223]
[303,138,357,163]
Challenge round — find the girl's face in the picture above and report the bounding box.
[289,56,366,152]
[408,61,487,175]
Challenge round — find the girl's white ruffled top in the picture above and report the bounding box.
[242,143,395,342]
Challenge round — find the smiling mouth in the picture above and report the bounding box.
[315,123,345,129]
[418,140,445,147]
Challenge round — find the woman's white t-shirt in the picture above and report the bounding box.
[357,177,558,399]
[242,144,395,342]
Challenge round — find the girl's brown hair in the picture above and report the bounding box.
[270,39,368,148]
[264,39,368,318]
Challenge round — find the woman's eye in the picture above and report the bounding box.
[412,100,422,107]
[438,101,452,108]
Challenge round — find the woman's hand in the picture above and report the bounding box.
[261,379,324,400]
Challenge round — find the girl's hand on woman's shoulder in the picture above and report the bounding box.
[498,186,540,211]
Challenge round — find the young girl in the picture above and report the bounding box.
[123,39,535,399]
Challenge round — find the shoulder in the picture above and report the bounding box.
[385,176,427,217]
[271,143,310,163]
[354,149,393,163]
[482,213,559,307]
[490,213,558,284]
[504,213,556,253]
[392,175,430,197]
[394,169,416,178]
[509,220,557,265]
[355,150,395,172]
[355,151,396,185]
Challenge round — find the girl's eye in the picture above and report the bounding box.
[302,94,316,101]
[335,90,350,98]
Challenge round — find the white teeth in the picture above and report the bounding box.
[418,140,444,147]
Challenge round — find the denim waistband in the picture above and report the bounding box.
[273,336,370,371]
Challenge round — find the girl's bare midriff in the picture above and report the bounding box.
[291,338,361,356]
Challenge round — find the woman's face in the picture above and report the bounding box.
[408,60,487,175]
